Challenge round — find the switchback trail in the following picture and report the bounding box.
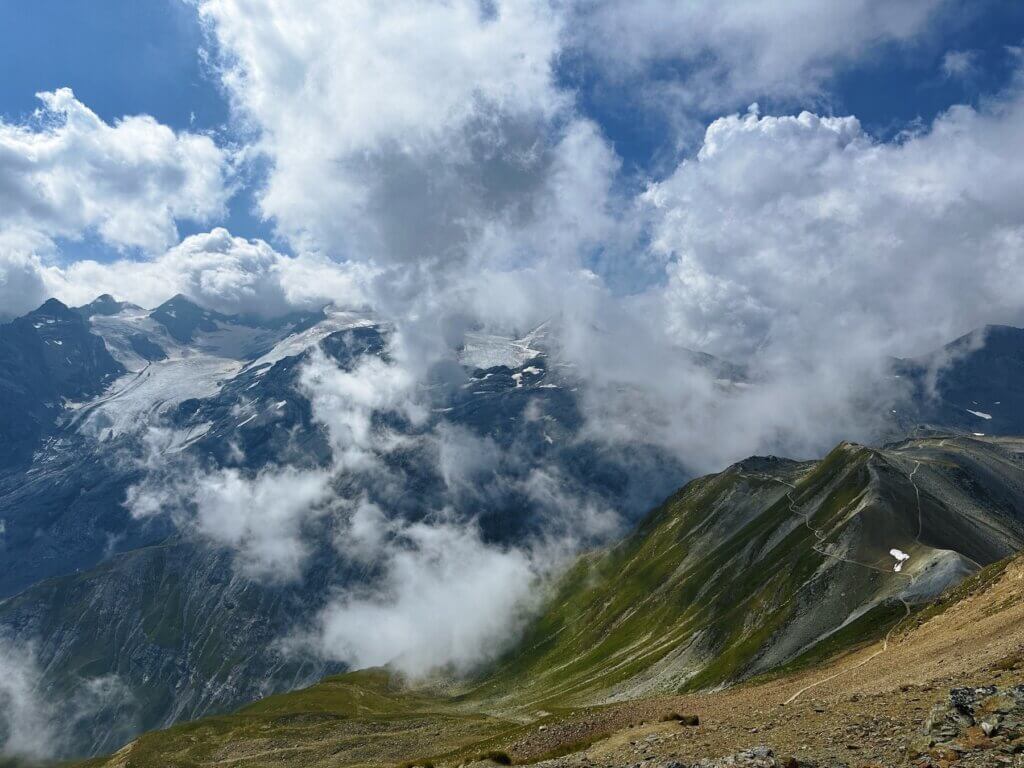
[782,458,928,704]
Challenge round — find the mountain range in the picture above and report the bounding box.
[0,295,1022,763]
[69,434,1024,768]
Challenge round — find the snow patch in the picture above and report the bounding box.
[890,548,910,572]
[459,322,547,370]
[966,409,992,420]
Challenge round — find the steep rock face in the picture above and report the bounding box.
[148,294,224,343]
[0,539,344,757]
[74,294,142,319]
[0,299,123,467]
[0,443,171,599]
[897,325,1024,436]
[474,436,1024,708]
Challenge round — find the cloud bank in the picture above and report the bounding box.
[44,228,372,317]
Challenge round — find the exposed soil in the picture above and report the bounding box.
[479,551,1024,767]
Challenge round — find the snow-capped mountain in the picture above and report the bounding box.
[0,295,688,757]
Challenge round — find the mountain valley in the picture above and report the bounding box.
[0,297,1022,766]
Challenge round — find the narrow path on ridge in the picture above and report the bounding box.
[783,457,928,704]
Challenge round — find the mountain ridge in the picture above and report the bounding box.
[65,435,1024,768]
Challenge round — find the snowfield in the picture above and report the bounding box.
[72,306,376,440]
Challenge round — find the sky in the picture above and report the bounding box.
[3,0,1024,706]
[1,1,1023,271]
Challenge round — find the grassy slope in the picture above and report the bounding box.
[74,670,516,768]
[74,438,1024,767]
[470,445,869,706]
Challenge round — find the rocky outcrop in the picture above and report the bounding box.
[912,685,1024,766]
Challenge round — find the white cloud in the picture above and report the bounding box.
[200,0,568,267]
[314,518,540,676]
[543,85,1024,472]
[43,228,373,316]
[0,639,129,760]
[0,88,230,254]
[298,347,428,469]
[942,49,977,79]
[0,245,49,319]
[571,0,946,111]
[0,641,54,760]
[188,466,334,580]
[127,457,333,581]
[643,96,1024,363]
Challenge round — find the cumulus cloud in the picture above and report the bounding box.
[43,228,372,316]
[314,517,540,676]
[198,0,602,279]
[541,86,1024,471]
[0,88,229,254]
[644,96,1024,363]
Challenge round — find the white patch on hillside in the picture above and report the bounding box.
[73,307,377,440]
[244,308,377,370]
[459,322,547,370]
[966,409,992,420]
[890,547,911,572]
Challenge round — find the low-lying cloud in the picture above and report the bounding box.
[0,641,53,759]
[315,516,541,676]
[0,639,130,760]
[33,228,372,318]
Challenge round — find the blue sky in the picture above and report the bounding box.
[3,0,1023,263]
[0,1,223,131]
[567,1,1024,179]
[0,0,268,254]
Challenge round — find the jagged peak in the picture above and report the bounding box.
[153,293,205,312]
[75,294,141,318]
[26,298,77,320]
